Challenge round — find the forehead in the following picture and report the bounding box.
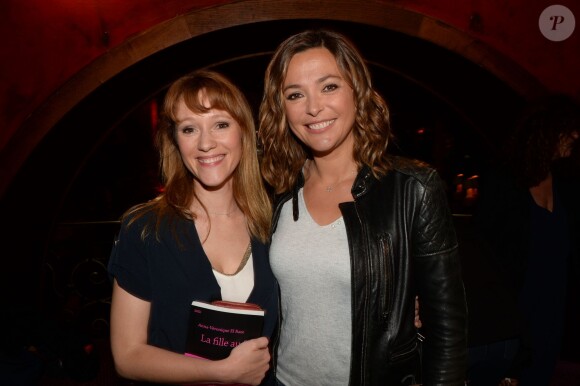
[284,47,341,84]
[175,97,233,120]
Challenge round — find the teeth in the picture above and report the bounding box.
[308,120,334,130]
[198,155,224,164]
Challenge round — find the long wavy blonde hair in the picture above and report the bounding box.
[258,29,393,194]
[124,69,271,243]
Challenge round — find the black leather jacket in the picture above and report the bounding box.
[271,156,467,385]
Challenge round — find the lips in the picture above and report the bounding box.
[307,119,335,130]
[197,155,225,164]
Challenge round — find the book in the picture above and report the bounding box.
[185,300,265,360]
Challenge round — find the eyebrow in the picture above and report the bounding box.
[283,74,341,93]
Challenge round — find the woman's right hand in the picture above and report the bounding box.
[222,337,270,385]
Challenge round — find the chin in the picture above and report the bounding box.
[198,174,233,190]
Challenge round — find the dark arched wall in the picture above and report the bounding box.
[1,0,579,195]
[0,0,577,307]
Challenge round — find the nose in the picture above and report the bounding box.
[307,95,323,116]
[198,129,216,151]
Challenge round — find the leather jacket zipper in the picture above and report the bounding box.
[378,235,394,330]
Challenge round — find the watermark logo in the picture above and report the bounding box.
[539,5,575,41]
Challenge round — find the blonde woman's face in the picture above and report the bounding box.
[174,95,243,191]
[282,47,356,158]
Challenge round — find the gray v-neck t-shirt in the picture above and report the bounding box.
[270,188,352,385]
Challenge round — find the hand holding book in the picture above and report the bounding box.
[186,300,265,360]
[185,300,269,385]
[219,336,270,386]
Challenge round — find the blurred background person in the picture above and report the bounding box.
[467,94,580,385]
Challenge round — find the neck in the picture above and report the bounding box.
[307,157,358,182]
[192,185,238,217]
[196,201,239,217]
[207,207,238,216]
[305,158,358,193]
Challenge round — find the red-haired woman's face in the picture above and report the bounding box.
[174,94,243,192]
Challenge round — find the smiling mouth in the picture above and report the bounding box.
[198,155,225,164]
[307,119,335,130]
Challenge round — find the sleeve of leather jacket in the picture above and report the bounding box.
[413,169,468,385]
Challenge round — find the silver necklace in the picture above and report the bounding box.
[324,170,357,193]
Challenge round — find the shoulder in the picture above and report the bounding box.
[385,155,439,185]
[120,205,157,231]
[120,204,187,242]
[355,156,441,199]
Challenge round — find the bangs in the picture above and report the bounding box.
[174,78,237,120]
[162,70,251,137]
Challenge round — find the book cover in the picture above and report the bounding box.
[185,300,265,360]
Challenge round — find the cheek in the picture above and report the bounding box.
[339,96,356,116]
[285,111,303,135]
[229,134,244,158]
[284,103,301,123]
[174,137,186,154]
[175,137,198,163]
[288,123,303,141]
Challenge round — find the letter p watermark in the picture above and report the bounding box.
[550,15,565,30]
[539,5,575,41]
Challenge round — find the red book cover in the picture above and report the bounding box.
[185,300,265,360]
